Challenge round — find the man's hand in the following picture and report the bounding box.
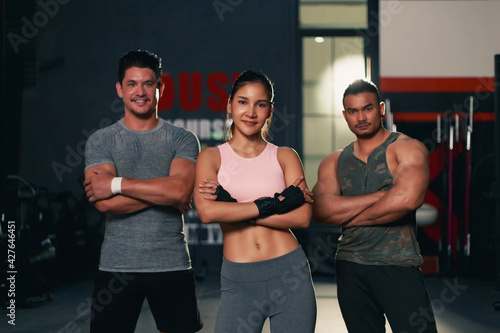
[174,201,192,215]
[84,168,115,202]
[199,179,221,201]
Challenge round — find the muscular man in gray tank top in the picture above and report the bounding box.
[313,79,437,333]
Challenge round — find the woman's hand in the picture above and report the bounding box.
[287,176,314,204]
[199,180,237,202]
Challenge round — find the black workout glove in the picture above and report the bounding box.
[213,185,237,202]
[274,185,305,214]
[254,185,305,217]
[253,197,276,217]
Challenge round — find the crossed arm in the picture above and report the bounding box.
[312,139,430,227]
[83,158,196,215]
[193,146,313,229]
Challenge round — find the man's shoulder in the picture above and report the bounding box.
[390,132,428,156]
[320,149,343,167]
[87,120,122,141]
[161,119,198,139]
[161,119,187,131]
[159,120,200,156]
[394,132,412,141]
[392,132,425,148]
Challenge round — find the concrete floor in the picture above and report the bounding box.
[2,271,500,333]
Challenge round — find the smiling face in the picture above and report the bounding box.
[116,66,163,119]
[228,82,273,139]
[342,91,385,138]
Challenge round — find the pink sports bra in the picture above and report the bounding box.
[217,142,286,203]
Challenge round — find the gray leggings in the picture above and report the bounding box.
[215,246,317,333]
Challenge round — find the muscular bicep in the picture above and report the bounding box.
[169,157,197,198]
[311,153,342,223]
[313,153,342,197]
[312,151,385,226]
[346,140,430,227]
[391,140,430,208]
[84,163,116,180]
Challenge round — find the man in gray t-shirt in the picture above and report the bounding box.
[83,50,203,333]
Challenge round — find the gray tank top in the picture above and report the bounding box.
[336,132,423,266]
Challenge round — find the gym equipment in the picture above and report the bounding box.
[463,96,473,266]
[385,99,396,131]
[416,203,438,227]
[446,124,454,270]
[1,175,56,307]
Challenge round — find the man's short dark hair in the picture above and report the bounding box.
[118,50,162,86]
[343,79,381,105]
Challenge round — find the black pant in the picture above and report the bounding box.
[90,270,203,333]
[335,260,438,333]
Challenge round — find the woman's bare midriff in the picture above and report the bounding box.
[220,224,300,263]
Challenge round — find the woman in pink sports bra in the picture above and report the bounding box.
[194,70,317,333]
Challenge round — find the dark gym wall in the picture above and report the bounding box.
[12,0,300,196]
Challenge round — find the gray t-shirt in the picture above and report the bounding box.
[85,118,200,272]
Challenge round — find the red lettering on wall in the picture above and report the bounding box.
[159,74,175,110]
[207,72,229,112]
[232,72,242,84]
[158,72,240,112]
[179,72,202,111]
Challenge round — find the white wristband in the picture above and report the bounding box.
[111,177,123,195]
